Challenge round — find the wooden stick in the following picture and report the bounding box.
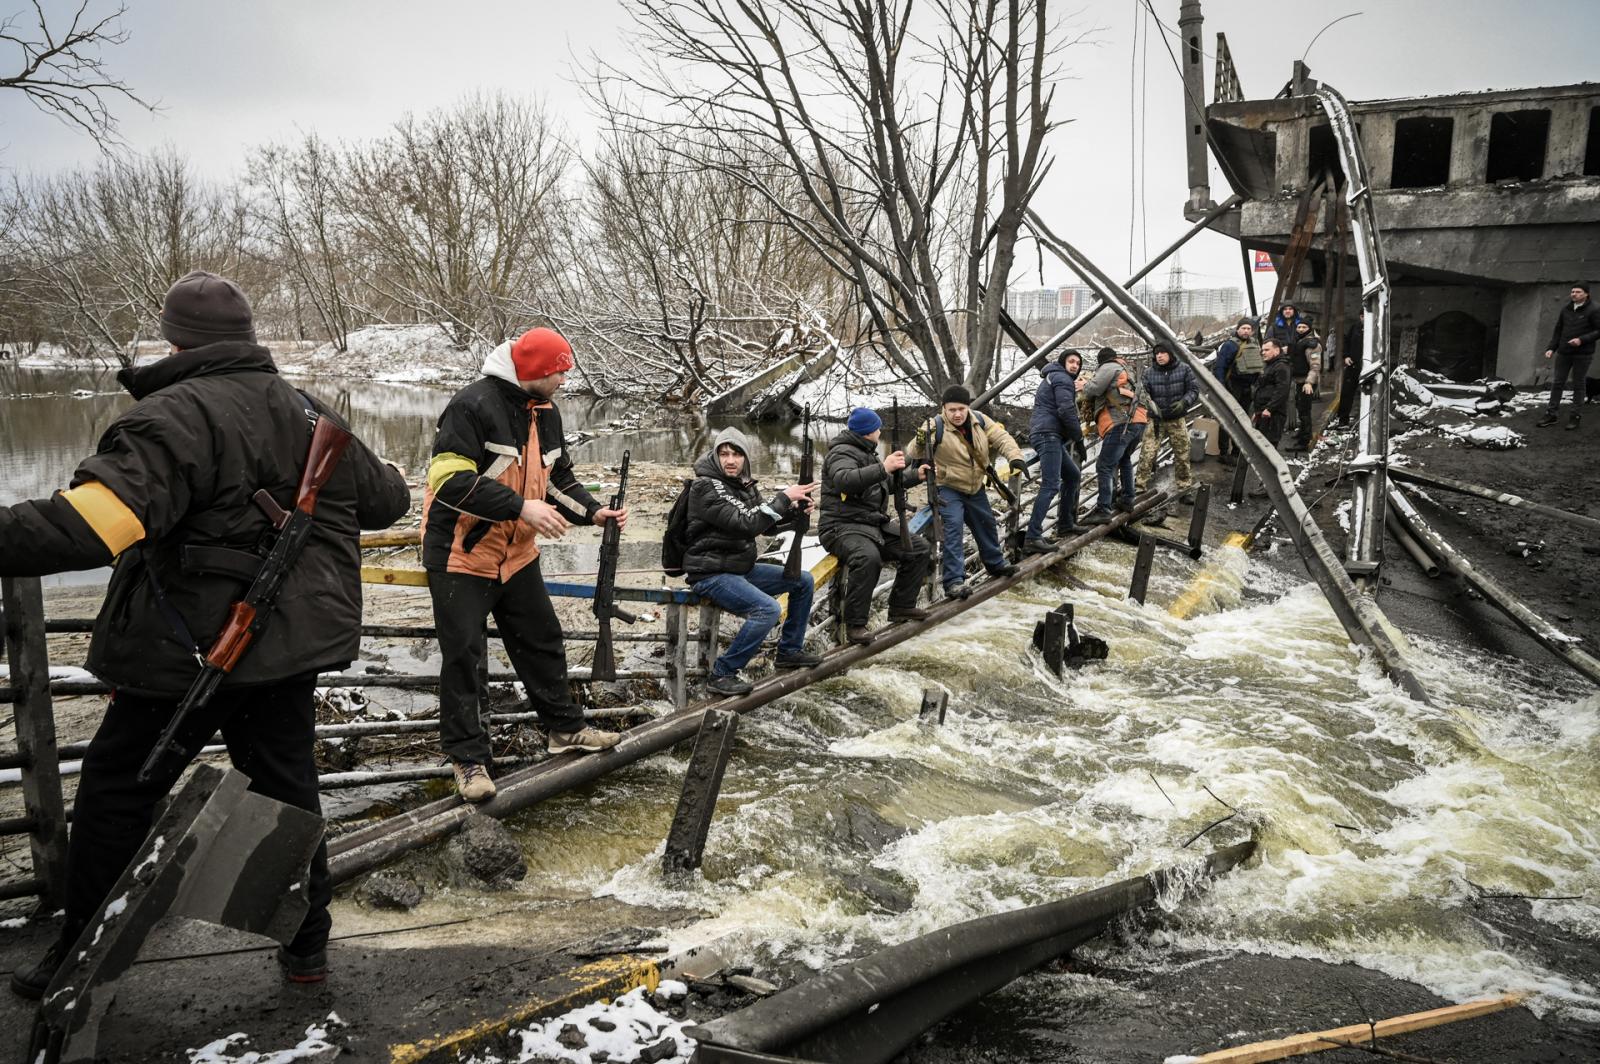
[1187,992,1529,1063]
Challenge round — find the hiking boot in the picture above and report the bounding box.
[845,626,875,646]
[277,945,328,985]
[705,672,754,697]
[1113,497,1134,513]
[943,582,972,600]
[775,649,824,669]
[1565,413,1581,430]
[1023,537,1056,555]
[451,759,496,803]
[988,562,1019,579]
[1082,509,1112,526]
[9,937,66,1000]
[548,726,622,754]
[1536,412,1559,427]
[886,605,929,623]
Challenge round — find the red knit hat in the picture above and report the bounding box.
[509,328,575,381]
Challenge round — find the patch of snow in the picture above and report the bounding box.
[1,915,31,929]
[1163,1056,1204,1063]
[502,984,695,1063]
[187,1013,345,1063]
[132,836,165,878]
[103,894,128,919]
[278,324,480,385]
[1333,500,1353,533]
[1440,423,1525,450]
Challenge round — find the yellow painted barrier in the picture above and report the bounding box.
[1167,531,1250,620]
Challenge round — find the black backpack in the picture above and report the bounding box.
[661,479,695,577]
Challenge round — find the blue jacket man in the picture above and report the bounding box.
[1024,350,1085,552]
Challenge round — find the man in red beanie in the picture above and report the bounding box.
[422,327,625,803]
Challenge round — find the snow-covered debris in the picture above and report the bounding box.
[187,1013,345,1063]
[1440,423,1525,450]
[1334,499,1353,533]
[279,324,480,384]
[494,984,695,1063]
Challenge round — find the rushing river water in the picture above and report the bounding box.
[5,365,1598,1057]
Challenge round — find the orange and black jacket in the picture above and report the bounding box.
[0,342,409,696]
[421,362,599,579]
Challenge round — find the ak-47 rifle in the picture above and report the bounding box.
[782,406,814,580]
[890,398,912,550]
[138,416,353,783]
[922,415,943,592]
[591,451,637,682]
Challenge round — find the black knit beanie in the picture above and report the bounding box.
[940,384,972,406]
[1096,347,1119,366]
[159,270,255,350]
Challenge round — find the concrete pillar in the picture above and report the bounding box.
[1179,0,1215,216]
[1450,109,1491,187]
[1360,114,1394,191]
[1275,119,1309,196]
[1499,285,1568,385]
[1545,100,1589,177]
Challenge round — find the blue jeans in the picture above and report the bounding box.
[936,485,1007,590]
[692,563,815,677]
[1027,432,1081,539]
[1094,423,1146,512]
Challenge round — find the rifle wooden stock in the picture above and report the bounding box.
[591,451,633,682]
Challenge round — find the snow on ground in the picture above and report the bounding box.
[277,325,481,384]
[187,1014,345,1063]
[474,983,695,1064]
[1439,423,1525,449]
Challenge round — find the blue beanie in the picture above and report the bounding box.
[847,407,883,435]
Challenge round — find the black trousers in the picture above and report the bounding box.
[67,675,330,954]
[429,558,583,766]
[1293,379,1315,446]
[827,531,930,626]
[1221,373,1259,456]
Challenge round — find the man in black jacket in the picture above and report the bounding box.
[819,408,930,645]
[1251,338,1292,448]
[1537,283,1600,430]
[1135,343,1200,501]
[422,328,626,804]
[684,428,821,696]
[0,271,410,997]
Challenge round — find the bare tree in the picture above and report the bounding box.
[251,135,358,350]
[593,0,1068,398]
[0,1,154,149]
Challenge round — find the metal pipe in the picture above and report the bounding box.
[0,877,44,901]
[1385,508,1440,579]
[1387,481,1600,686]
[0,666,673,701]
[40,618,668,644]
[971,194,1243,410]
[1178,0,1213,217]
[1389,466,1600,535]
[326,494,1171,885]
[1021,209,1432,706]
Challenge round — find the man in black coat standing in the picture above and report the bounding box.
[1537,283,1600,430]
[0,272,410,997]
[819,408,930,645]
[1251,338,1293,449]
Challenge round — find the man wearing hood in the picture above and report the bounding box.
[684,428,821,696]
[1,271,409,996]
[1268,302,1304,348]
[1024,349,1085,553]
[422,328,626,805]
[1136,342,1199,501]
[819,408,930,644]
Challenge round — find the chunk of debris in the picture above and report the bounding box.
[445,813,527,887]
[359,872,424,911]
[571,926,669,958]
[724,974,779,997]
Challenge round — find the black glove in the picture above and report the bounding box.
[1071,439,1088,464]
[1009,458,1028,476]
[1168,402,1189,420]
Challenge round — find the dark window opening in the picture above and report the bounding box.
[1188,36,1201,65]
[1307,122,1345,186]
[1584,106,1600,177]
[1485,109,1549,182]
[1417,311,1491,382]
[1391,116,1453,188]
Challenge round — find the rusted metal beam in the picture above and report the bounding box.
[1390,466,1600,534]
[1021,211,1432,706]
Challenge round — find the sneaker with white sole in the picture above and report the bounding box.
[451,759,496,803]
[547,726,622,754]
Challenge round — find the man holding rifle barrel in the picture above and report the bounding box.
[819,406,930,646]
[422,328,627,806]
[0,271,410,995]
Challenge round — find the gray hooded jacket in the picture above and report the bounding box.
[683,427,798,580]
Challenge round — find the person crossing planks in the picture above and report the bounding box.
[819,407,931,645]
[907,386,1025,599]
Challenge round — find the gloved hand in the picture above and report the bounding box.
[1071,439,1088,464]
[1168,402,1189,420]
[1010,458,1028,476]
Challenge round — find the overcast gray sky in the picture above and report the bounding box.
[3,0,1595,306]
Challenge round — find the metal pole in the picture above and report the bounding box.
[2,576,69,908]
[1389,466,1600,534]
[662,709,740,875]
[1385,508,1440,578]
[1128,536,1157,605]
[1241,243,1259,319]
[666,602,689,710]
[973,194,1244,410]
[1186,484,1211,557]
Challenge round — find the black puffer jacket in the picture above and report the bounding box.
[0,342,410,696]
[1143,356,1199,420]
[1251,355,1293,422]
[683,427,798,581]
[819,430,915,545]
[1547,299,1600,357]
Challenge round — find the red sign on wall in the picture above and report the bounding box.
[1253,250,1276,273]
